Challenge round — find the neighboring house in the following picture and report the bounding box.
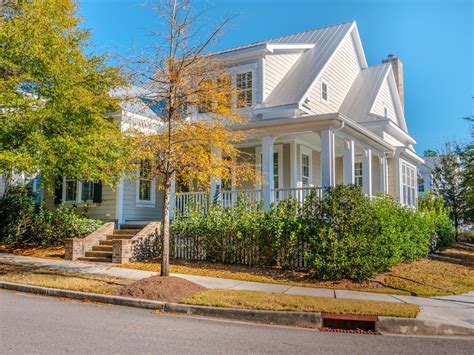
[45,21,424,226]
[417,156,440,197]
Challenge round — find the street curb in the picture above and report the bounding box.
[378,316,474,337]
[1,281,472,336]
[0,281,165,310]
[165,302,321,328]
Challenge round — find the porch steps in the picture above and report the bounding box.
[77,227,141,263]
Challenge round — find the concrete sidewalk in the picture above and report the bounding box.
[1,252,472,329]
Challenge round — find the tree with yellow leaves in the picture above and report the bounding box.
[124,0,256,276]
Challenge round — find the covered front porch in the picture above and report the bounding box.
[173,114,392,216]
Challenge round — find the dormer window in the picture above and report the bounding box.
[321,79,328,102]
[236,71,253,108]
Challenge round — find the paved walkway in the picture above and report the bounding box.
[1,253,473,329]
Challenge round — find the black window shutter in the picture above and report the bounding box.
[93,182,102,203]
[54,177,63,205]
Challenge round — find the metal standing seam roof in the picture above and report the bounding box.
[212,21,357,109]
[339,63,391,122]
[260,22,356,108]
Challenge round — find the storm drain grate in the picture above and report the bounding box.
[320,313,379,334]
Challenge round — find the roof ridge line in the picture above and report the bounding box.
[210,20,356,55]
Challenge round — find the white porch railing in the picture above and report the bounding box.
[175,191,208,216]
[273,187,323,205]
[221,189,262,209]
[175,187,322,217]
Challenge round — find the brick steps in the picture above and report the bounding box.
[106,234,134,240]
[76,227,142,263]
[77,256,112,263]
[85,250,112,258]
[92,245,113,252]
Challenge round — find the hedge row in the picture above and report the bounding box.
[172,185,454,280]
[0,186,102,245]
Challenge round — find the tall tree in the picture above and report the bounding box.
[0,0,130,192]
[460,116,473,224]
[124,0,255,276]
[431,143,468,240]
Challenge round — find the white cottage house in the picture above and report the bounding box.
[47,21,423,228]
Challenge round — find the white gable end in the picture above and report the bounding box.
[264,53,302,98]
[370,77,397,124]
[305,32,362,114]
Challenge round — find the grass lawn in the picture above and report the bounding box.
[2,243,473,297]
[181,289,419,318]
[120,243,474,297]
[0,244,65,259]
[0,263,131,294]
[0,263,419,318]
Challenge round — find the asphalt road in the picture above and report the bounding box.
[0,290,472,354]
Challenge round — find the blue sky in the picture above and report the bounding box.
[78,0,473,154]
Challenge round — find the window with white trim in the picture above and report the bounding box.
[300,146,312,187]
[236,71,253,108]
[401,161,417,206]
[321,79,328,102]
[81,181,94,202]
[383,105,388,118]
[65,179,78,202]
[256,145,283,190]
[63,179,95,203]
[138,160,153,202]
[354,162,363,187]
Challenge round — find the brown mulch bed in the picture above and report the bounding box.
[113,275,206,303]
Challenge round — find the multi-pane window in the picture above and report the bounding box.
[236,71,252,108]
[301,154,310,187]
[65,179,77,202]
[402,162,417,206]
[81,181,94,202]
[321,79,328,102]
[139,160,152,202]
[354,162,363,187]
[273,152,279,190]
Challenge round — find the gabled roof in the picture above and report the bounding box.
[213,21,367,113]
[340,62,408,132]
[212,21,355,56]
[261,22,359,109]
[340,63,390,122]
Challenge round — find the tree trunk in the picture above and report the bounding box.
[454,212,459,242]
[161,180,171,276]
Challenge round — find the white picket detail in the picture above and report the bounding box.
[273,187,322,205]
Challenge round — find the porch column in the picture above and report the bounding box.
[210,147,222,204]
[115,178,124,226]
[261,135,275,210]
[210,177,222,203]
[320,129,335,188]
[343,138,355,185]
[362,148,372,196]
[169,177,176,220]
[379,155,388,194]
[290,140,297,188]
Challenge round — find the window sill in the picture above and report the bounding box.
[63,202,97,208]
[136,203,156,208]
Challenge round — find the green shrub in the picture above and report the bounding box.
[0,186,103,245]
[0,186,37,244]
[418,192,455,251]
[171,185,452,281]
[301,185,381,280]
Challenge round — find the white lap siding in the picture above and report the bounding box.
[306,34,361,114]
[43,184,117,221]
[264,53,302,98]
[122,179,164,223]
